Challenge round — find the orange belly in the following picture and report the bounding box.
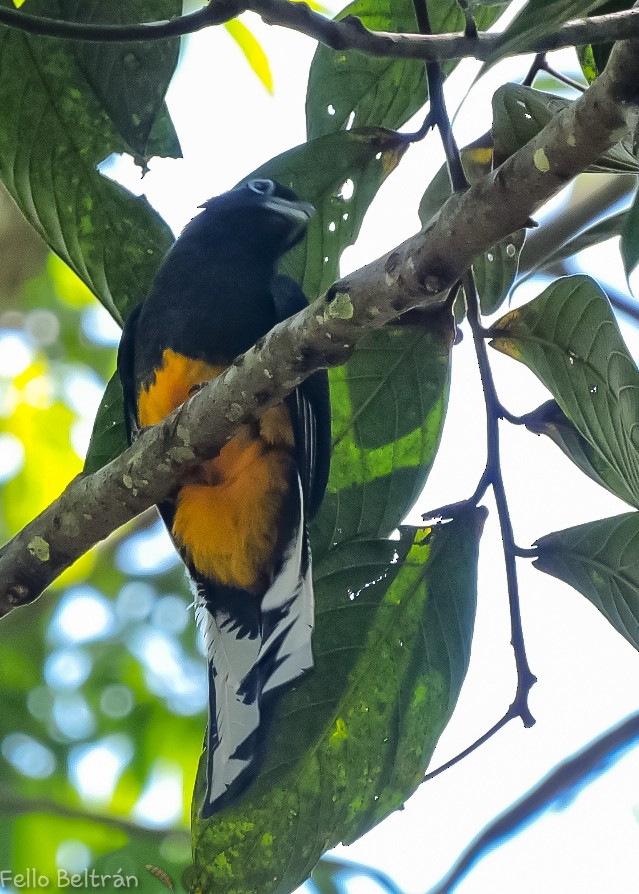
[138,348,295,592]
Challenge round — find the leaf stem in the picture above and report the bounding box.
[424,712,511,781]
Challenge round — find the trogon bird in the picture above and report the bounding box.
[117,178,331,817]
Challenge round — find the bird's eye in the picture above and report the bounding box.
[248,179,275,196]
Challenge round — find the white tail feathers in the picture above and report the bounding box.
[197,476,314,816]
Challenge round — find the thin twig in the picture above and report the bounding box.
[541,61,587,92]
[411,0,468,192]
[399,110,435,143]
[465,272,537,727]
[425,712,511,781]
[523,52,546,87]
[0,0,638,65]
[428,712,639,894]
[415,0,536,776]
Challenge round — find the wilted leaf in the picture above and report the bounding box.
[492,85,639,173]
[535,512,639,649]
[193,510,485,894]
[491,275,639,505]
[225,19,274,94]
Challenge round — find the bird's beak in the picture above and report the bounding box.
[263,196,316,225]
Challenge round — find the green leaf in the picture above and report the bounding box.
[84,372,129,474]
[0,0,174,325]
[492,84,639,174]
[577,44,600,85]
[312,312,453,559]
[306,0,504,140]
[58,0,182,160]
[522,209,628,278]
[576,0,634,83]
[418,139,524,315]
[522,400,638,506]
[193,510,485,894]
[145,102,183,161]
[474,229,525,315]
[535,512,639,650]
[241,127,408,299]
[490,0,608,66]
[225,19,274,94]
[491,275,639,506]
[621,184,639,280]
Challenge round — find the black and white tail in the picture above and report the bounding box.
[196,476,314,817]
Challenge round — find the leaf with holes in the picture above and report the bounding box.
[58,0,182,161]
[491,275,639,505]
[492,84,639,173]
[522,400,638,506]
[193,510,485,894]
[418,140,524,315]
[535,512,639,650]
[490,0,609,66]
[306,0,504,140]
[240,127,407,299]
[0,0,174,325]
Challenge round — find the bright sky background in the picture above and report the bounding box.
[101,11,639,894]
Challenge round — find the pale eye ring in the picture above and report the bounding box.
[248,178,275,196]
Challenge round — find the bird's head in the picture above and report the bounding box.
[196,179,315,258]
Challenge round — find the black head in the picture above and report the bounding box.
[191,179,315,259]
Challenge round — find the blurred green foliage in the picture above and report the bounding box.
[0,242,201,889]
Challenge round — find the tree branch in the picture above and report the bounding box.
[1,0,639,64]
[2,29,639,615]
